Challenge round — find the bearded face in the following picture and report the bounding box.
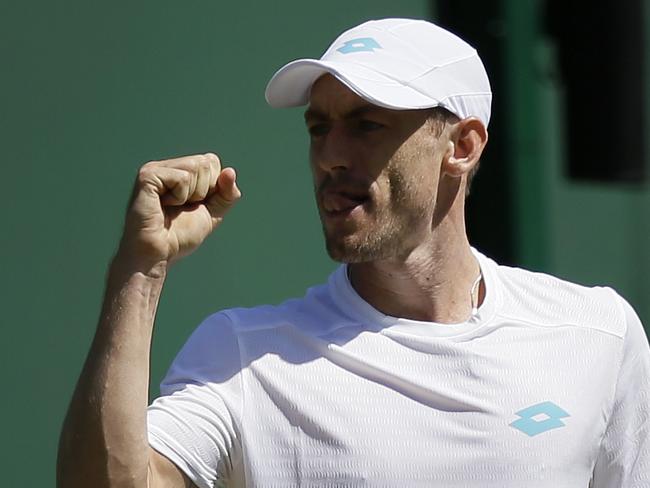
[307,75,447,263]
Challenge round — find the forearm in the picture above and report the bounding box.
[57,153,239,488]
[57,255,167,488]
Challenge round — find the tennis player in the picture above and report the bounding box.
[58,19,649,488]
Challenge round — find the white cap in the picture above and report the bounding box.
[265,18,492,127]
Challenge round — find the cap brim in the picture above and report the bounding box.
[265,59,442,110]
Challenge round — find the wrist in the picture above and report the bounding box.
[109,255,168,288]
[111,244,169,281]
[96,251,168,340]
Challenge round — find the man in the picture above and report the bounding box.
[57,18,649,488]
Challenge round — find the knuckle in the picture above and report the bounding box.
[204,152,222,170]
[185,158,198,172]
[136,165,154,183]
[141,160,159,171]
[204,152,220,164]
[138,160,158,174]
[198,157,211,172]
[179,171,191,185]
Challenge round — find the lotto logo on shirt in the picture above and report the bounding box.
[510,401,570,437]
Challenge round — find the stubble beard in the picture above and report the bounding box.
[323,216,402,263]
[322,201,427,264]
[319,131,437,264]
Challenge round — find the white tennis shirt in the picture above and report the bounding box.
[147,250,650,487]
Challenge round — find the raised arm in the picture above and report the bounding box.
[57,153,241,488]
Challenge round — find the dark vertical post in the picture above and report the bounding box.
[546,0,646,182]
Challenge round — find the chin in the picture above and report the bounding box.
[324,232,397,264]
[326,244,367,264]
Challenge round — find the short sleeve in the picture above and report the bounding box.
[591,294,650,488]
[147,312,244,488]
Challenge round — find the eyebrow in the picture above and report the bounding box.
[303,104,382,123]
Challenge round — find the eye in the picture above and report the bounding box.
[307,123,330,138]
[358,119,384,132]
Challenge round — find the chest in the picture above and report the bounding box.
[237,327,618,487]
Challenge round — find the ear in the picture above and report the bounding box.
[441,117,488,178]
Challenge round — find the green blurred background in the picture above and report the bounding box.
[1,0,648,485]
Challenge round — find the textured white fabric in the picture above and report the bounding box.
[265,19,492,127]
[147,250,650,488]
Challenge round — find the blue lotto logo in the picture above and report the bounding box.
[510,401,570,437]
[337,37,382,54]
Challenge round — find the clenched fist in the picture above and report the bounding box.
[117,153,241,270]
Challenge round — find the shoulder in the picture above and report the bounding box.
[168,273,342,371]
[216,276,348,337]
[491,260,630,340]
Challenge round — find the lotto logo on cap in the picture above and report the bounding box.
[265,18,492,127]
[336,37,382,54]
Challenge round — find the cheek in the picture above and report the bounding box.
[384,153,438,210]
[309,159,326,188]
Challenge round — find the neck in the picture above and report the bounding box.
[347,230,482,324]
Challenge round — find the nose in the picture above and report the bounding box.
[312,125,353,174]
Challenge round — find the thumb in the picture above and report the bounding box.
[205,167,242,222]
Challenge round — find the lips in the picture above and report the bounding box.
[322,191,368,213]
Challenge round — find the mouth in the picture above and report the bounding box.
[321,191,370,218]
